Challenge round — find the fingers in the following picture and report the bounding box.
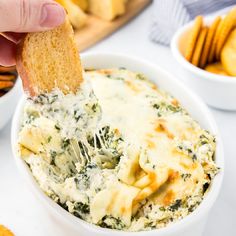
[0,36,17,66]
[0,32,25,44]
[0,0,66,32]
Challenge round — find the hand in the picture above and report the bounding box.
[0,0,66,66]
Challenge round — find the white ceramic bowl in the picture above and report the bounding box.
[0,77,22,130]
[11,53,224,236]
[171,16,236,111]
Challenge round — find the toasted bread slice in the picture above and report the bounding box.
[16,18,83,97]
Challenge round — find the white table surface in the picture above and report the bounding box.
[1,4,236,236]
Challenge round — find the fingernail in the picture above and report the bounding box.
[40,3,66,28]
[1,32,24,44]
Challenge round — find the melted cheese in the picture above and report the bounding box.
[91,182,140,225]
[117,145,140,185]
[19,117,61,155]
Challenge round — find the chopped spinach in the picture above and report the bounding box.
[61,139,70,150]
[167,104,181,113]
[74,202,90,214]
[50,150,57,165]
[106,74,124,80]
[192,154,197,161]
[177,144,197,161]
[34,93,59,105]
[58,202,68,211]
[47,136,52,143]
[152,102,183,117]
[74,174,90,190]
[54,124,61,131]
[73,109,81,122]
[203,182,210,194]
[49,94,58,104]
[25,115,37,124]
[91,103,99,113]
[169,199,182,212]
[181,173,192,181]
[153,104,160,110]
[98,216,126,230]
[74,164,97,190]
[188,201,200,213]
[136,73,146,80]
[159,206,166,211]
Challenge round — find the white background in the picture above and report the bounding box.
[0,4,236,236]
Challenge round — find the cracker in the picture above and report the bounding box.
[205,62,228,76]
[0,81,14,89]
[221,28,236,76]
[215,7,236,59]
[191,27,208,67]
[208,18,223,63]
[185,15,203,62]
[0,74,16,81]
[200,16,221,68]
[0,225,14,236]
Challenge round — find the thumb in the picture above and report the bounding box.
[0,0,66,32]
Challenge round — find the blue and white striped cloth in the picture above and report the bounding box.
[150,0,236,45]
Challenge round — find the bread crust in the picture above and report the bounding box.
[16,36,36,97]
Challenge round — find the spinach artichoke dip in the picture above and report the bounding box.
[18,68,219,231]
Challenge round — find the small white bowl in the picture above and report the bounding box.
[0,77,22,130]
[171,16,236,111]
[11,53,224,236]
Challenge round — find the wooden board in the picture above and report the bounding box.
[75,0,152,52]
